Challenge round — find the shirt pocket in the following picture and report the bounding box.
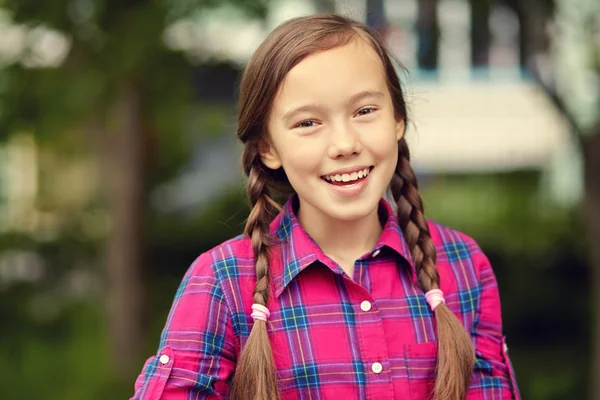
[501,336,521,400]
[131,346,174,400]
[404,341,437,400]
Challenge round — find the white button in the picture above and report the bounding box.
[159,354,170,365]
[371,362,383,374]
[372,249,381,257]
[360,300,372,312]
[503,342,509,353]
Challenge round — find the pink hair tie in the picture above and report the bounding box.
[425,289,446,311]
[251,303,270,322]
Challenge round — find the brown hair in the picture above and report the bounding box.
[232,14,475,400]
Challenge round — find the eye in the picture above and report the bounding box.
[295,120,318,129]
[356,107,377,117]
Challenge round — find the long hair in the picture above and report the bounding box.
[232,14,475,400]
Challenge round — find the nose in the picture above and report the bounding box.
[327,122,362,159]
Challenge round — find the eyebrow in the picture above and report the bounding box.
[281,90,385,122]
[347,89,385,105]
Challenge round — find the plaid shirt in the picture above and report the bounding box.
[131,197,520,399]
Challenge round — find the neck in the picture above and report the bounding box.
[296,199,383,264]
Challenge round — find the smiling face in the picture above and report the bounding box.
[261,38,404,224]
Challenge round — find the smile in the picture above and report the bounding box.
[321,166,373,186]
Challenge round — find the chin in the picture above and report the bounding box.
[322,198,379,222]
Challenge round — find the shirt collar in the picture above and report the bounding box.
[269,195,415,298]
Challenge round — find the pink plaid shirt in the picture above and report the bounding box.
[131,197,520,399]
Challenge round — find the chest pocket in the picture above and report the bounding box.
[405,342,437,400]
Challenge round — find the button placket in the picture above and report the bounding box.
[346,284,392,396]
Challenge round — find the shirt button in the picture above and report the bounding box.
[159,354,170,365]
[360,300,372,312]
[503,342,509,353]
[372,249,381,258]
[371,362,383,374]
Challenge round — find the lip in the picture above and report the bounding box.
[321,165,373,177]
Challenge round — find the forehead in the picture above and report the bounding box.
[273,38,388,110]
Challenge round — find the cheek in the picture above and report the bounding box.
[278,140,323,177]
[268,121,323,177]
[361,121,399,160]
[372,145,399,172]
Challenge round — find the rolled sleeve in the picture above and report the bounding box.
[468,246,520,400]
[131,253,237,399]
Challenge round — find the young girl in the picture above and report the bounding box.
[131,14,519,400]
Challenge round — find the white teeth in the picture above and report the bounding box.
[324,167,371,182]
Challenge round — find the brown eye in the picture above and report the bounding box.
[356,107,376,116]
[296,120,317,128]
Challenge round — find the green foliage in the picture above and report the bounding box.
[0,1,269,398]
[422,171,581,253]
[0,188,250,399]
[0,0,266,172]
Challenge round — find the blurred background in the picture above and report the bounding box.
[0,0,597,399]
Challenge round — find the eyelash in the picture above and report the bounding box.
[294,107,378,129]
[356,106,377,116]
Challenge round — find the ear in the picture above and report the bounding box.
[395,118,405,141]
[258,138,282,170]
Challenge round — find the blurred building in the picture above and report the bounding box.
[0,0,585,212]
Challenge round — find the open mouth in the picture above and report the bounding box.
[321,166,374,186]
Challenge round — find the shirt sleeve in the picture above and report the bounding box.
[130,252,238,400]
[467,246,521,400]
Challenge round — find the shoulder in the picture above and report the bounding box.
[180,234,257,305]
[426,220,492,293]
[184,235,256,333]
[178,234,259,337]
[426,220,500,327]
[185,234,255,281]
[189,211,288,290]
[426,221,485,264]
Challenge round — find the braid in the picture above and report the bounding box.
[230,161,280,400]
[245,164,279,306]
[391,139,439,290]
[391,138,475,400]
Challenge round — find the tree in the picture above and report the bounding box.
[0,0,269,377]
[514,0,599,397]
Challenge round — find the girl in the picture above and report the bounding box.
[131,14,519,400]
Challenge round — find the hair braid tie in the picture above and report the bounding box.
[425,289,446,311]
[251,303,271,322]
